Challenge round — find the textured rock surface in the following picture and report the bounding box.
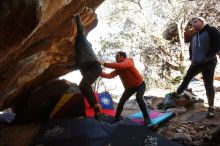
[0,0,104,110]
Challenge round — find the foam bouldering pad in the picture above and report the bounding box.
[31,117,180,146]
[128,110,174,127]
[31,118,112,146]
[106,121,182,146]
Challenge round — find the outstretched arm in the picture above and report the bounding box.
[100,70,118,79]
[104,59,133,69]
[76,15,84,35]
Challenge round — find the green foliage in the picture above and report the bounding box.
[171,76,183,85]
[179,65,186,74]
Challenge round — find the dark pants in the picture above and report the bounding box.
[177,59,217,107]
[115,82,149,120]
[79,62,102,108]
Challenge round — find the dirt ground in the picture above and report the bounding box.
[0,123,40,146]
[0,99,219,146]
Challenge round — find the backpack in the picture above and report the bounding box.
[157,93,177,110]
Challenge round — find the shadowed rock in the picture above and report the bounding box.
[0,0,104,110]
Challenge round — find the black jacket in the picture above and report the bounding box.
[189,24,220,60]
[75,15,98,70]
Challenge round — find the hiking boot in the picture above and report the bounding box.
[94,103,101,120]
[207,107,215,119]
[183,89,196,99]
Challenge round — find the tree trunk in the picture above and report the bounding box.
[176,18,188,71]
[177,18,185,62]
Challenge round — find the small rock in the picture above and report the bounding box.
[168,125,176,129]
[187,121,193,124]
[195,133,203,139]
[198,126,205,129]
[190,130,196,135]
[188,141,201,146]
[176,128,183,133]
[190,135,196,141]
[193,103,205,111]
[173,133,192,142]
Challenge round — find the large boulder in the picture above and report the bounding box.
[0,0,104,110]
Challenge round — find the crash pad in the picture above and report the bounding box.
[106,121,182,146]
[31,117,182,146]
[31,118,111,146]
[128,110,174,127]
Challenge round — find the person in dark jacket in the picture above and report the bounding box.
[174,17,220,118]
[75,15,102,120]
[100,51,151,125]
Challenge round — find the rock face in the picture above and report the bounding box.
[0,0,104,110]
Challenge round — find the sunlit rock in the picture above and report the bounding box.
[0,0,104,110]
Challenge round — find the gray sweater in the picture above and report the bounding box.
[190,24,219,64]
[191,31,214,64]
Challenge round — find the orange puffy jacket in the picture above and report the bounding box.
[101,58,143,88]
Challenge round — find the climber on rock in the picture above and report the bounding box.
[74,14,102,120]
